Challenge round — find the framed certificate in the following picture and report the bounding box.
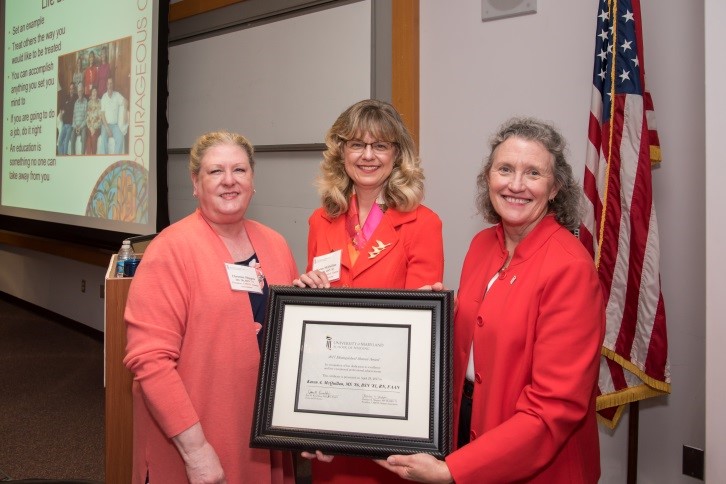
[250,286,454,459]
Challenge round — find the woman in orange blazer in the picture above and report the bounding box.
[294,99,444,483]
[380,118,605,483]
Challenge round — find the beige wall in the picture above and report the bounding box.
[705,0,725,480]
[419,1,705,482]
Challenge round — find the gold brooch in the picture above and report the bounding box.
[368,240,391,259]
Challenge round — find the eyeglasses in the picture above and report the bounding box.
[344,139,396,153]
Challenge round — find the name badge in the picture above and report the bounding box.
[225,263,263,293]
[312,250,342,282]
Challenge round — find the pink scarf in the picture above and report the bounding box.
[345,194,385,250]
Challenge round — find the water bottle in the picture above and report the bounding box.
[115,240,134,277]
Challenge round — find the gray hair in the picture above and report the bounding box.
[476,117,582,231]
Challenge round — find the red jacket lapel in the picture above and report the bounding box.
[322,212,352,272]
[350,208,416,279]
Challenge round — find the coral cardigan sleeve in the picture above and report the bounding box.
[123,229,200,439]
[445,255,604,483]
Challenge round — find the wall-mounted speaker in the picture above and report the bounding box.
[482,0,537,22]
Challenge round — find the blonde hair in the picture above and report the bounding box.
[189,130,255,176]
[318,99,424,218]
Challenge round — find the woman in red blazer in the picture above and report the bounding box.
[380,118,605,483]
[294,99,444,483]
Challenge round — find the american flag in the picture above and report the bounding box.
[580,0,671,428]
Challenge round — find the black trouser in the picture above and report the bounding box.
[457,380,474,448]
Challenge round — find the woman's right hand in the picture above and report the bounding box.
[293,270,331,289]
[182,443,226,484]
[301,450,335,463]
[173,423,227,483]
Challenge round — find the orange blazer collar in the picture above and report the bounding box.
[323,214,353,271]
[321,207,419,275]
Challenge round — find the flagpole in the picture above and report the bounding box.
[627,401,639,483]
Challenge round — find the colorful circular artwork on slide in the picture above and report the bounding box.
[85,160,148,223]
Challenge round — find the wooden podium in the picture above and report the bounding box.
[104,255,134,483]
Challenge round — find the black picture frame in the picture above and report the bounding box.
[250,286,454,459]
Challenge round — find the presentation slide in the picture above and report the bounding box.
[1,0,166,246]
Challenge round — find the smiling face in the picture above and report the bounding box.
[487,136,559,241]
[192,143,254,226]
[343,132,396,199]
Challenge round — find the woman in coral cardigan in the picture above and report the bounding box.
[294,99,444,483]
[124,131,297,484]
[380,118,605,483]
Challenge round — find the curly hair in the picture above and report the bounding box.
[189,130,255,176]
[475,117,582,231]
[317,99,424,218]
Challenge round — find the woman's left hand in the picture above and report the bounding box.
[418,283,458,311]
[375,453,453,483]
[417,282,444,292]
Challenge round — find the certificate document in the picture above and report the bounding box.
[251,287,453,457]
[296,321,410,419]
